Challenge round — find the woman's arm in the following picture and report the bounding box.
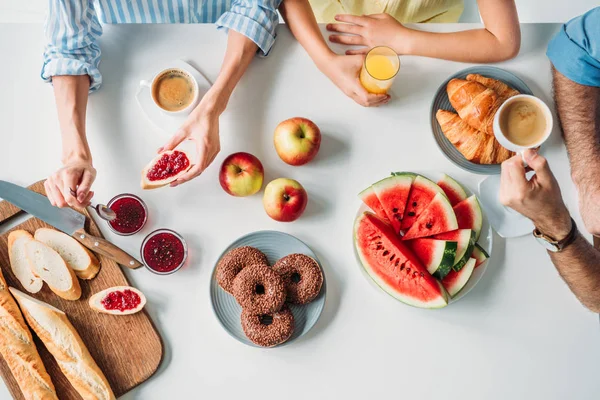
[328,0,521,63]
[280,0,389,107]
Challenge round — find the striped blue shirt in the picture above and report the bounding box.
[42,0,282,92]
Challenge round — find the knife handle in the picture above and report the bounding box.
[72,228,143,269]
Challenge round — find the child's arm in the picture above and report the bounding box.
[280,0,389,107]
[328,0,520,63]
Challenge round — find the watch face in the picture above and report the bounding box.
[535,236,560,252]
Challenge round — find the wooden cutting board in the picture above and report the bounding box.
[0,181,163,399]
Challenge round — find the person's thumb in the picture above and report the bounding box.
[523,149,552,183]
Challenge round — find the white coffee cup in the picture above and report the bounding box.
[493,94,553,154]
[140,67,199,115]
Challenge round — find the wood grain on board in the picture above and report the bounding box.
[0,181,163,399]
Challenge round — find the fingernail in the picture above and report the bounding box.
[326,24,331,29]
[157,147,163,153]
[334,15,339,20]
[78,194,85,202]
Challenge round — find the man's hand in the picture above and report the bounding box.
[45,161,96,208]
[499,149,571,238]
[158,108,220,187]
[320,54,389,107]
[327,14,407,55]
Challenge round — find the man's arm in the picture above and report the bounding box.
[43,0,103,207]
[500,150,600,313]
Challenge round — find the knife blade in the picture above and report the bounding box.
[0,180,142,269]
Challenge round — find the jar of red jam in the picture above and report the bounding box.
[141,229,187,275]
[106,194,148,236]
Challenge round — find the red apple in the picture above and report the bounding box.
[273,117,321,166]
[263,178,308,222]
[219,152,264,197]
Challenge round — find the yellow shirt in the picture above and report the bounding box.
[309,0,464,23]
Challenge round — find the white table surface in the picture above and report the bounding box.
[1,23,599,400]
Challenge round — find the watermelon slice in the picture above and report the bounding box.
[405,239,457,279]
[401,175,446,231]
[372,173,415,234]
[402,193,458,240]
[441,258,476,297]
[433,229,476,272]
[437,174,468,206]
[359,186,389,222]
[454,195,483,241]
[472,244,489,268]
[354,212,448,308]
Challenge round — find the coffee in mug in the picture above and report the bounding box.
[499,98,547,147]
[151,69,196,112]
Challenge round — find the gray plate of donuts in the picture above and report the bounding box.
[210,230,326,348]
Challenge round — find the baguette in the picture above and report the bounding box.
[10,288,116,400]
[8,230,43,293]
[35,228,100,280]
[25,239,81,301]
[0,268,57,400]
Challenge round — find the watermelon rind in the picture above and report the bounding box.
[353,212,448,309]
[402,192,458,240]
[437,174,468,207]
[406,239,457,279]
[454,195,484,242]
[401,175,447,231]
[442,258,477,298]
[371,174,415,234]
[433,229,476,272]
[359,186,389,222]
[472,243,489,268]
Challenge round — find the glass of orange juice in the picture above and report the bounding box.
[359,46,400,94]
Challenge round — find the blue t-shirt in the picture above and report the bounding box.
[547,7,600,87]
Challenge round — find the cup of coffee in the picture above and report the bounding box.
[493,94,553,153]
[140,68,199,115]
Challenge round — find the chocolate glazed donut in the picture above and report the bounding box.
[232,264,286,314]
[216,246,268,294]
[241,305,295,347]
[273,254,323,304]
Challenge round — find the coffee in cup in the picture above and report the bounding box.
[151,69,196,112]
[493,94,553,152]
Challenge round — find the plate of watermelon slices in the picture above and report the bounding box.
[353,172,492,308]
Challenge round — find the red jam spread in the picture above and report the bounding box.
[143,232,185,272]
[101,289,141,312]
[146,151,190,181]
[109,197,146,234]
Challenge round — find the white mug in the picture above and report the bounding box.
[140,67,199,115]
[493,94,553,155]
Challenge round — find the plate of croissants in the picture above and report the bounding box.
[431,66,533,174]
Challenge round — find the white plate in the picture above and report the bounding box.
[478,174,534,238]
[353,171,493,306]
[135,59,211,134]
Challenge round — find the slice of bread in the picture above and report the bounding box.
[89,286,146,315]
[8,230,43,294]
[34,228,100,280]
[140,150,192,189]
[24,240,81,301]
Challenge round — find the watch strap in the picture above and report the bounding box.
[534,218,577,252]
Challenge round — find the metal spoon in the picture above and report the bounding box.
[69,188,117,222]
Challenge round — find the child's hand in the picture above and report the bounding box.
[327,13,407,55]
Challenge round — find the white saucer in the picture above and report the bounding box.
[135,60,212,134]
[478,174,534,238]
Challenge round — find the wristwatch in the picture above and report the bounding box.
[533,218,577,252]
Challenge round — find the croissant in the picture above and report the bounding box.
[446,78,501,135]
[466,74,520,103]
[436,109,513,164]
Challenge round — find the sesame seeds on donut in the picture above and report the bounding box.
[216,246,268,294]
[233,264,286,314]
[241,305,295,347]
[273,254,323,305]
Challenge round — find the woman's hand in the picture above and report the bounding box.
[319,53,390,107]
[327,14,408,55]
[159,107,221,187]
[45,161,96,208]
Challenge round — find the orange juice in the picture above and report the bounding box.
[360,46,400,94]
